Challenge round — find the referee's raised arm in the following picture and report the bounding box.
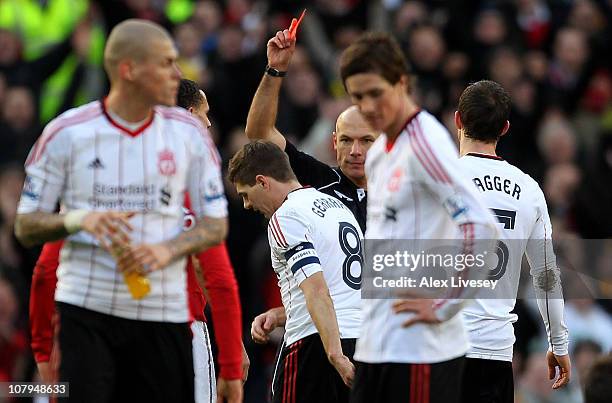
[244,29,296,150]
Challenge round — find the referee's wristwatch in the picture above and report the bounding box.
[265,65,287,77]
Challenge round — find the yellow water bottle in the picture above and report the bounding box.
[112,244,151,299]
[124,271,151,299]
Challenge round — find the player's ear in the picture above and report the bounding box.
[500,120,510,137]
[454,111,463,130]
[396,75,409,93]
[332,131,338,151]
[255,175,269,189]
[118,60,134,81]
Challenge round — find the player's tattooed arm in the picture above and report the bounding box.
[15,212,69,247]
[166,216,228,260]
[15,211,133,249]
[115,216,227,274]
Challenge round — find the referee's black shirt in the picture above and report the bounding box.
[285,141,367,233]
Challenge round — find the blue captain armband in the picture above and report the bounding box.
[284,242,321,274]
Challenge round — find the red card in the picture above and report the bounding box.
[289,9,306,39]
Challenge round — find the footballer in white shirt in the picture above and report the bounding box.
[454,80,570,403]
[341,33,499,403]
[228,141,362,403]
[15,20,228,403]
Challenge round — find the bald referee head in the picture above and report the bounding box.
[104,19,181,109]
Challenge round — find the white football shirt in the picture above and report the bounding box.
[356,110,498,364]
[18,100,228,322]
[268,187,362,346]
[458,153,569,361]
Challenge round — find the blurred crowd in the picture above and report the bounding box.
[0,1,610,402]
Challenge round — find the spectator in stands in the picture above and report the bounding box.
[565,298,612,352]
[175,22,206,82]
[547,27,591,112]
[572,340,603,389]
[0,87,40,164]
[0,276,27,382]
[583,353,612,403]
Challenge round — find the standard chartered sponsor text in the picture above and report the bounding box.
[88,198,156,210]
[89,183,158,210]
[94,183,156,195]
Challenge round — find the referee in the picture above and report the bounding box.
[245,28,379,233]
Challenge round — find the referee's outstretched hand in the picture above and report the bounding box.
[547,351,571,389]
[267,29,296,72]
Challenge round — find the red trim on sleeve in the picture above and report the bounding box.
[273,215,288,247]
[268,220,285,248]
[408,129,445,183]
[414,118,451,182]
[407,120,451,184]
[269,215,288,248]
[26,106,101,166]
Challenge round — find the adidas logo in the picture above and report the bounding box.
[88,157,105,169]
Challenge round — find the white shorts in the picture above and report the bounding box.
[191,320,216,403]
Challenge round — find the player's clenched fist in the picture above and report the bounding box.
[250,307,285,344]
[266,30,296,72]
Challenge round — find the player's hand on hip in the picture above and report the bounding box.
[329,353,355,388]
[267,30,295,71]
[216,378,243,403]
[547,351,571,389]
[392,299,441,327]
[114,243,173,274]
[81,211,134,251]
[250,310,279,343]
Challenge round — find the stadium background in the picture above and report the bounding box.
[0,0,610,402]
